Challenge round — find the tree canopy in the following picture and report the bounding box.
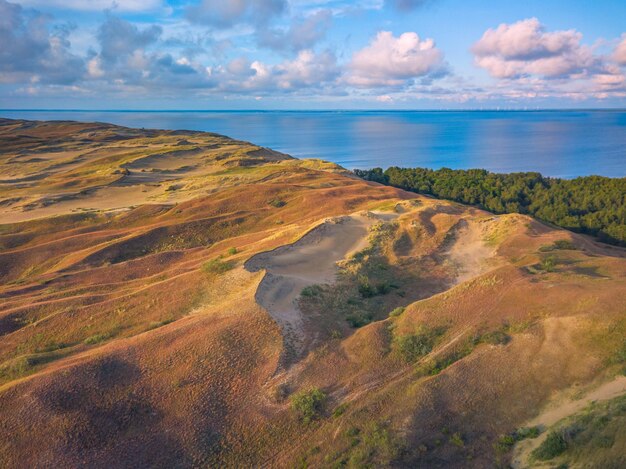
[354,167,626,246]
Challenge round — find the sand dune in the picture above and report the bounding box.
[246,214,380,357]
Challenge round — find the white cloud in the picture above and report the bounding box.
[472,18,597,79]
[346,31,445,87]
[0,0,85,84]
[257,9,332,52]
[614,34,626,65]
[87,57,104,78]
[218,49,339,93]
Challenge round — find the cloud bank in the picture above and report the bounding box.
[0,1,625,106]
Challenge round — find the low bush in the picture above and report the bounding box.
[495,426,541,453]
[357,276,393,298]
[346,312,373,328]
[332,403,348,418]
[540,239,577,252]
[202,257,234,275]
[389,307,405,318]
[268,199,287,208]
[84,333,110,345]
[301,284,323,298]
[540,255,557,272]
[291,387,327,424]
[147,318,174,330]
[396,327,437,362]
[480,330,511,345]
[532,431,568,460]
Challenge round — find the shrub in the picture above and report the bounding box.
[202,257,234,275]
[540,255,557,272]
[227,247,238,256]
[495,434,517,453]
[346,312,373,328]
[332,403,348,418]
[480,330,511,345]
[396,328,436,362]
[357,276,392,298]
[330,329,342,339]
[540,240,577,252]
[516,426,541,440]
[389,307,405,318]
[357,276,376,298]
[291,387,327,424]
[268,199,286,208]
[0,356,32,381]
[449,432,464,447]
[301,284,323,298]
[495,426,541,453]
[147,318,174,330]
[345,423,403,467]
[532,431,568,460]
[84,333,110,345]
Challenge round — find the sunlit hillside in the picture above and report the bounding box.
[0,119,625,468]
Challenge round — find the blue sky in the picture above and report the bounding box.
[1,0,625,109]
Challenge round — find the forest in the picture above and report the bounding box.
[354,167,626,246]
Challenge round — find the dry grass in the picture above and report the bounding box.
[0,119,624,468]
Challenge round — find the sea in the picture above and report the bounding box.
[2,110,625,179]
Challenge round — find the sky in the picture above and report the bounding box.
[1,0,626,109]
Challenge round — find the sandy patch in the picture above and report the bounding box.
[445,218,499,284]
[245,213,385,359]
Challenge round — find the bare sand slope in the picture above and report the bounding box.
[245,214,379,358]
[447,217,499,284]
[511,376,626,468]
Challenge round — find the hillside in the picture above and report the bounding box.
[0,118,625,468]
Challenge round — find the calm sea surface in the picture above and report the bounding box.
[2,110,625,178]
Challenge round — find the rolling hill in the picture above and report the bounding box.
[0,118,625,468]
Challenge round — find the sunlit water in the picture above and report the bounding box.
[2,110,625,178]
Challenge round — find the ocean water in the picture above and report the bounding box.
[2,110,625,178]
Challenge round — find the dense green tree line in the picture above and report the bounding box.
[354,167,626,246]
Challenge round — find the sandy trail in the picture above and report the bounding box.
[245,213,383,358]
[511,375,626,468]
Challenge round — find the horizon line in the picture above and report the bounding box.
[2,108,626,113]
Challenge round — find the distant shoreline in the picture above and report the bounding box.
[2,108,626,113]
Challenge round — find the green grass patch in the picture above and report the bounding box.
[0,350,69,383]
[329,422,404,468]
[539,239,577,252]
[83,333,111,345]
[532,431,569,460]
[395,325,445,363]
[495,426,541,453]
[202,257,235,275]
[332,403,348,418]
[291,387,327,424]
[540,255,557,272]
[147,318,175,330]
